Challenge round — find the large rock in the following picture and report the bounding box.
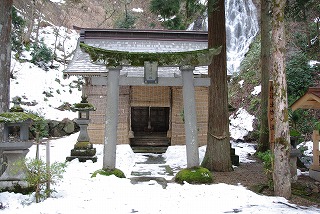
[62,118,75,134]
[48,120,64,137]
[48,119,79,137]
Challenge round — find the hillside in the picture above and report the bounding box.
[13,0,164,30]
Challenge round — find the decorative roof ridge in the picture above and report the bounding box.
[80,43,221,67]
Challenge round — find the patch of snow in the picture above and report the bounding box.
[238,80,244,88]
[132,8,143,13]
[49,0,65,4]
[158,15,177,22]
[309,60,320,67]
[229,108,255,140]
[297,141,313,156]
[231,141,256,163]
[251,85,261,95]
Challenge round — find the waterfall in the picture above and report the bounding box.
[225,0,259,74]
[188,0,259,75]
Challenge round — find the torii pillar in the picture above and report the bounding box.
[103,66,121,170]
[181,65,200,168]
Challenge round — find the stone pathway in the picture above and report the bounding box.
[129,153,177,188]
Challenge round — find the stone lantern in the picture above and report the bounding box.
[0,99,37,188]
[66,96,97,162]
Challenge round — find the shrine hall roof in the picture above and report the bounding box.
[291,87,320,111]
[64,28,210,78]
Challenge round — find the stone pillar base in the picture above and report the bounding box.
[66,142,97,163]
[0,149,29,189]
[66,155,97,163]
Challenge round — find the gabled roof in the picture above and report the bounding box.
[64,28,211,78]
[291,87,320,111]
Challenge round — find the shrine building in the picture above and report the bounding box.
[64,28,219,154]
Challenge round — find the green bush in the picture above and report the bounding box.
[150,0,181,20]
[13,158,67,203]
[184,0,206,20]
[256,150,273,189]
[163,14,186,30]
[30,41,53,68]
[91,168,126,178]
[286,52,317,104]
[256,150,272,172]
[114,13,136,29]
[30,115,49,140]
[175,167,213,184]
[289,109,318,137]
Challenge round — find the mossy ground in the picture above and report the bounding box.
[291,182,320,204]
[251,181,320,205]
[175,167,213,184]
[91,168,126,178]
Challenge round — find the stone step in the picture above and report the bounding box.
[131,171,152,176]
[130,177,168,189]
[131,146,168,154]
[130,138,170,147]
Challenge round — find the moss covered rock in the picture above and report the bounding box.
[91,168,126,178]
[175,167,213,184]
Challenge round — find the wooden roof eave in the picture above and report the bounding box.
[79,43,222,67]
[291,93,320,111]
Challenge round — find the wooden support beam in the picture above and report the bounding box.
[91,76,211,87]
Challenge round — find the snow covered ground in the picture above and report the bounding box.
[0,134,319,214]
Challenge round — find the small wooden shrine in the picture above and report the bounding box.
[291,87,320,181]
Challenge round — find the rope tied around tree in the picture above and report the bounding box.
[208,132,228,140]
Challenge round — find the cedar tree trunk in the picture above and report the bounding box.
[271,0,292,199]
[0,0,12,141]
[258,0,271,152]
[202,0,232,172]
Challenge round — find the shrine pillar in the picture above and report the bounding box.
[181,66,199,168]
[103,67,121,170]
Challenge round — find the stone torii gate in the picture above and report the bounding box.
[80,43,221,170]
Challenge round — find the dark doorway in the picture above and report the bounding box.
[130,107,170,150]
